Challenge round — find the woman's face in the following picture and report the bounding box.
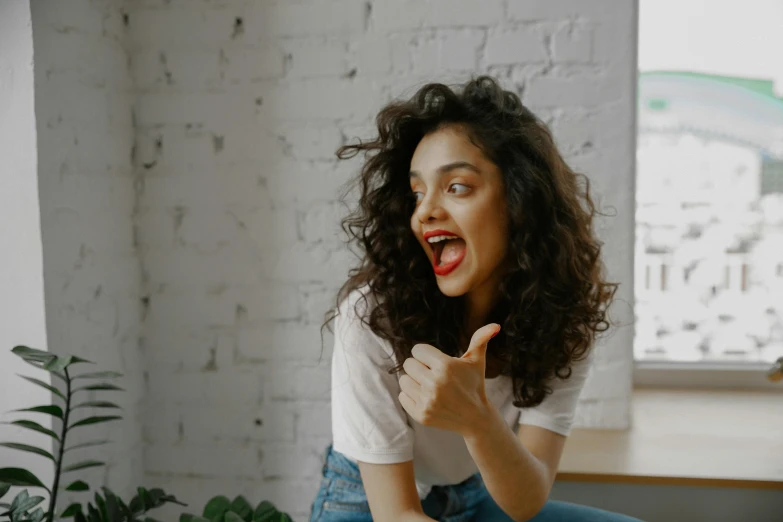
[409,125,510,299]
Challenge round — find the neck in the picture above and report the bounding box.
[465,280,500,336]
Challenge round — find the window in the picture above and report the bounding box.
[635,0,783,377]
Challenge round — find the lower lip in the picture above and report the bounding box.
[432,249,466,276]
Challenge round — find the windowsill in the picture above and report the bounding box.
[556,388,783,490]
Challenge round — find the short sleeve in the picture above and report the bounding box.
[331,290,415,463]
[517,349,595,437]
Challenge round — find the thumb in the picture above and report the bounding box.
[462,323,501,363]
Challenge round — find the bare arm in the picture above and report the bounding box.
[358,460,436,522]
[463,404,564,521]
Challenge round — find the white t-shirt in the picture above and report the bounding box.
[331,287,594,499]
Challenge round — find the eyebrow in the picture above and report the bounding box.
[409,161,482,179]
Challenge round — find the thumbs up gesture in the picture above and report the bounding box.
[398,324,501,436]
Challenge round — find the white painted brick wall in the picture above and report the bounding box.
[128,1,637,518]
[18,0,637,519]
[28,0,144,508]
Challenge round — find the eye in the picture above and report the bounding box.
[448,183,470,195]
[411,191,424,203]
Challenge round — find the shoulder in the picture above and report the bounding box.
[335,284,395,360]
[516,348,596,436]
[566,346,596,380]
[337,284,379,329]
[546,346,595,394]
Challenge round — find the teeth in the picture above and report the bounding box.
[427,234,459,244]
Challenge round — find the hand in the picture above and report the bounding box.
[398,323,501,436]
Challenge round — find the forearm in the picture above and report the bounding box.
[463,404,549,521]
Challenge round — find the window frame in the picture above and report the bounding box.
[634,360,783,391]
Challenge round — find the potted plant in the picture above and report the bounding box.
[180,496,292,522]
[0,346,294,522]
[0,346,183,521]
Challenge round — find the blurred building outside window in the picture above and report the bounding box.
[635,0,783,366]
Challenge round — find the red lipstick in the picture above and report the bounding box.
[423,229,465,276]
[423,229,459,240]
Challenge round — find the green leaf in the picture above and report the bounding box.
[73,383,124,393]
[146,488,166,508]
[43,355,90,373]
[93,490,107,522]
[15,346,74,382]
[15,405,64,419]
[13,493,45,514]
[0,483,10,499]
[18,375,65,400]
[73,371,122,380]
[65,480,90,492]
[115,494,132,518]
[5,420,59,441]
[12,346,55,363]
[253,501,277,519]
[140,487,155,510]
[69,416,122,429]
[128,492,142,514]
[29,506,46,522]
[64,439,110,452]
[226,496,251,521]
[124,487,185,517]
[72,401,121,410]
[0,442,55,461]
[101,488,123,522]
[61,503,84,517]
[224,512,243,522]
[62,460,105,473]
[130,487,150,514]
[203,496,231,518]
[151,488,185,508]
[0,468,47,489]
[42,357,71,374]
[19,355,64,379]
[9,488,28,512]
[87,501,101,521]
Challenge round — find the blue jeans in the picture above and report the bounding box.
[310,444,643,521]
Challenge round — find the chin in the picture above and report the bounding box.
[435,275,471,297]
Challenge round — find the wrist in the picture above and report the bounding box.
[461,394,499,441]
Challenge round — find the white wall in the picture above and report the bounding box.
[126,0,637,517]
[30,0,144,504]
[0,0,54,494]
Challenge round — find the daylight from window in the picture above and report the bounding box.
[635,0,783,364]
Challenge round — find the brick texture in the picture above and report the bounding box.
[29,0,144,508]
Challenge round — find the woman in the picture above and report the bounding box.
[309,76,641,522]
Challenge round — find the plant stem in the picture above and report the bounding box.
[47,367,71,521]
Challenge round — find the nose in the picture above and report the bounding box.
[414,191,447,223]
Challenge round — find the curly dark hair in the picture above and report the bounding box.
[321,75,618,409]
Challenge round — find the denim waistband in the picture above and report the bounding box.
[323,443,363,481]
[322,443,484,491]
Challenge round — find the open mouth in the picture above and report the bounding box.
[426,233,467,275]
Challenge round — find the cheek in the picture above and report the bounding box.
[486,206,510,259]
[469,204,508,261]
